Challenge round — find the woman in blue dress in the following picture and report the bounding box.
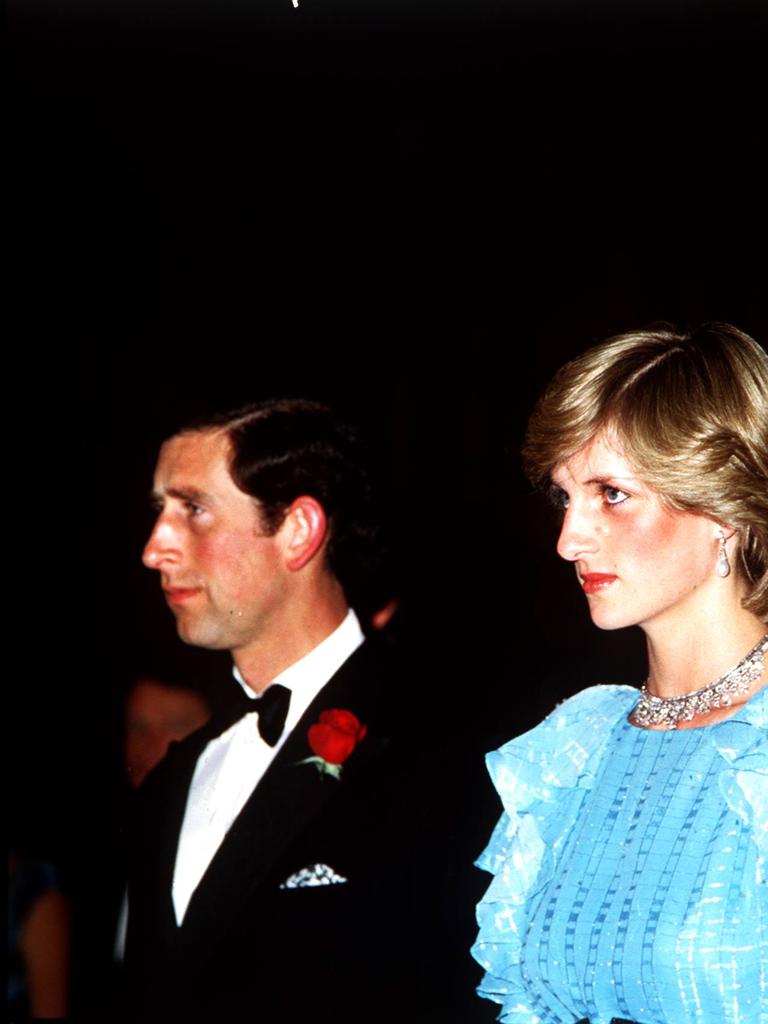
[473,322,767,1024]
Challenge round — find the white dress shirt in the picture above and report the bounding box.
[171,608,364,925]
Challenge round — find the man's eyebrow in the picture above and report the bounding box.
[151,486,214,505]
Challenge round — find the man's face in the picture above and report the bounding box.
[142,430,290,653]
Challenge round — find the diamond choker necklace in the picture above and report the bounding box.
[632,633,768,730]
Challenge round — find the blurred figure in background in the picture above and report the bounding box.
[8,850,71,1019]
[114,672,214,963]
[124,676,211,789]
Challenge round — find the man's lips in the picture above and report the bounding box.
[163,586,202,603]
[580,573,618,594]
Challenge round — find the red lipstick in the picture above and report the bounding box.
[581,573,617,594]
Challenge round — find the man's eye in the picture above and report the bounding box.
[603,486,629,505]
[185,502,204,517]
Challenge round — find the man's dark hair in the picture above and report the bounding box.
[180,399,385,609]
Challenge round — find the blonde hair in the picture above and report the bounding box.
[523,322,768,619]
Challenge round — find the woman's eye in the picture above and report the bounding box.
[549,487,570,510]
[603,486,629,505]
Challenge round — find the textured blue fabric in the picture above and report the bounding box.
[472,685,767,1024]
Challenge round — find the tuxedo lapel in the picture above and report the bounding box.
[125,721,222,963]
[174,639,390,962]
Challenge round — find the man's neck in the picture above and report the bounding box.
[232,583,350,693]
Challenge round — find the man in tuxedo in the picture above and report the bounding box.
[121,399,490,1023]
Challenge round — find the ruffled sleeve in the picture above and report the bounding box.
[472,685,638,1023]
[713,686,768,856]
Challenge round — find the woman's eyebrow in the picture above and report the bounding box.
[582,473,636,487]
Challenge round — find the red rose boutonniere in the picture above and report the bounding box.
[297,709,367,780]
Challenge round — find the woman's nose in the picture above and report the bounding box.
[556,504,600,562]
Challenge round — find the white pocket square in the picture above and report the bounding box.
[280,863,348,889]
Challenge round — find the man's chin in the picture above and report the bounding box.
[174,618,230,651]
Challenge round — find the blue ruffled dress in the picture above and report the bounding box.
[472,685,767,1024]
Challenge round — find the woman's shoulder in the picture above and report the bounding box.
[482,685,637,821]
[711,684,767,753]
[515,683,638,740]
[473,686,638,1006]
[713,684,768,852]
[547,682,639,723]
[488,685,636,773]
[734,683,768,728]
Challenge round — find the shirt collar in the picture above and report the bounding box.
[232,608,365,700]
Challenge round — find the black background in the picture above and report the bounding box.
[8,0,766,1007]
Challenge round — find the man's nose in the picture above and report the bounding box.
[142,517,180,570]
[556,504,599,562]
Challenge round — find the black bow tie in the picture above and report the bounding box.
[218,682,291,747]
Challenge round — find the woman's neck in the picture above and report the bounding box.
[644,610,766,700]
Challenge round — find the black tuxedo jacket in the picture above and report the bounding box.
[121,636,493,1023]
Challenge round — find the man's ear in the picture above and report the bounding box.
[279,496,329,571]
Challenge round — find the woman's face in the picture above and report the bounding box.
[550,431,724,634]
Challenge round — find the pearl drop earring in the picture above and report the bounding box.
[716,530,731,579]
